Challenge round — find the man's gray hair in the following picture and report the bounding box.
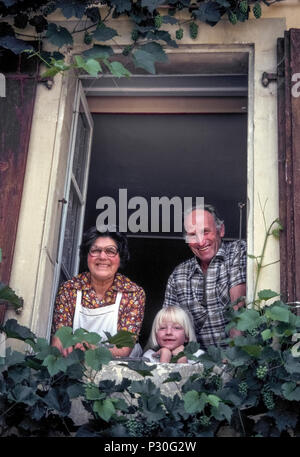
[184,203,224,231]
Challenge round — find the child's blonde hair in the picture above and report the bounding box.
[147,306,197,349]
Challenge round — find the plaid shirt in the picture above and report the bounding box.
[163,240,247,350]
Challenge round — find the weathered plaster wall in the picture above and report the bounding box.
[7,70,77,341]
[7,5,297,342]
[70,360,205,426]
[260,0,300,29]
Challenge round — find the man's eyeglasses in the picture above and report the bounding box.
[89,246,119,258]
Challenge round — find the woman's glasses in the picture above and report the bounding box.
[89,246,119,258]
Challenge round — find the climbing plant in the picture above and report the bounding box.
[0,300,299,438]
[0,219,299,437]
[0,0,280,77]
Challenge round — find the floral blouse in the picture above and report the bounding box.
[52,272,145,340]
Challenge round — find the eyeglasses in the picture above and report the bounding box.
[89,246,119,258]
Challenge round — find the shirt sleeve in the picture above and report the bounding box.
[118,287,146,341]
[51,283,76,334]
[163,271,181,308]
[228,240,247,289]
[143,349,159,363]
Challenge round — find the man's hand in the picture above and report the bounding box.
[230,283,246,311]
[229,328,243,338]
[229,283,246,338]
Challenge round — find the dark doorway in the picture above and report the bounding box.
[83,111,247,347]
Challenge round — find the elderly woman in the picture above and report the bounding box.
[51,226,145,358]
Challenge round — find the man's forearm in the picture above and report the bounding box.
[230,283,246,310]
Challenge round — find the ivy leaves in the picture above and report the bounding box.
[41,23,169,77]
[0,35,33,54]
[2,0,17,6]
[282,382,300,401]
[83,44,113,60]
[141,0,166,14]
[133,42,167,74]
[105,60,131,78]
[74,55,102,77]
[193,1,222,26]
[92,22,118,42]
[2,319,35,341]
[0,284,23,311]
[110,0,132,14]
[0,0,266,78]
[1,297,300,438]
[46,22,73,47]
[55,326,101,348]
[184,390,221,413]
[130,379,166,422]
[57,0,86,20]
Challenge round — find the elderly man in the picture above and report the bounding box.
[163,204,246,350]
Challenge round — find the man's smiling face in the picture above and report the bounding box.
[184,209,225,271]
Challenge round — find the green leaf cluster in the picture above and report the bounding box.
[0,0,267,77]
[0,284,23,311]
[1,288,299,438]
[0,250,23,311]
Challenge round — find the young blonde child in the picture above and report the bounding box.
[143,306,203,363]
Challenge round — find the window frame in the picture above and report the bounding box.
[47,81,93,340]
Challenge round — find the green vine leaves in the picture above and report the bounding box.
[0,0,269,78]
[0,248,23,313]
[0,310,299,437]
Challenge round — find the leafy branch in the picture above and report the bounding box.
[0,0,278,77]
[0,302,299,438]
[0,248,23,313]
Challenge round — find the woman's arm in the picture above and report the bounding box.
[115,287,146,357]
[109,345,132,358]
[51,335,74,357]
[118,288,146,337]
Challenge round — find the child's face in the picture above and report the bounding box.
[156,320,188,351]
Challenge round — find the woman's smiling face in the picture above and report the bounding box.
[87,236,120,283]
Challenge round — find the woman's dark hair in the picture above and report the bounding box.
[80,225,130,271]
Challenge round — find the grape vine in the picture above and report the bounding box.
[0,0,277,78]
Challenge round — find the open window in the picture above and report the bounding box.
[80,51,248,346]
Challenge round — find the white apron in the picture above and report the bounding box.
[73,290,122,342]
[72,290,143,357]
